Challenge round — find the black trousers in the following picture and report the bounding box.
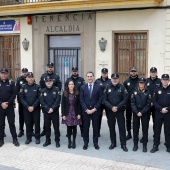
[154,111,170,148]
[125,102,132,132]
[18,102,25,132]
[24,108,40,140]
[133,113,150,144]
[44,110,60,142]
[107,111,126,145]
[82,112,100,145]
[0,106,17,140]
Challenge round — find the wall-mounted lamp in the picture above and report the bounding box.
[98,37,107,52]
[22,38,29,51]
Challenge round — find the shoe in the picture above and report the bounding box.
[4,133,6,137]
[121,145,128,152]
[43,139,51,147]
[150,145,159,153]
[126,131,132,140]
[166,148,170,153]
[40,130,45,137]
[35,139,40,144]
[25,139,32,144]
[94,144,100,150]
[0,140,4,147]
[83,144,88,150]
[143,145,147,152]
[18,131,24,137]
[109,143,117,150]
[56,142,60,148]
[140,137,143,143]
[72,141,76,149]
[133,144,138,151]
[13,139,20,147]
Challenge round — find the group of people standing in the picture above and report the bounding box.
[0,64,170,154]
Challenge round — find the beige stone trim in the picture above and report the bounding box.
[0,0,164,16]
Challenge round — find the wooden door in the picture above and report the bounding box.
[115,33,147,83]
[0,35,20,81]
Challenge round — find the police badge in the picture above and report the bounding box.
[20,81,23,84]
[53,92,56,95]
[147,83,150,86]
[134,92,137,95]
[127,82,130,86]
[108,89,111,93]
[24,89,28,93]
[44,93,47,96]
[100,83,103,86]
[158,91,162,94]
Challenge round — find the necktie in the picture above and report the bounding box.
[89,84,92,98]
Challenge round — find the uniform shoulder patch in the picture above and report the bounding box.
[58,91,61,95]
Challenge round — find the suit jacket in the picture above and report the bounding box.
[80,83,102,113]
[61,93,81,116]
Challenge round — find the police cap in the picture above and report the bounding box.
[72,67,78,71]
[150,67,157,73]
[26,72,34,77]
[161,74,169,80]
[130,67,137,72]
[22,68,28,73]
[138,77,146,83]
[47,63,54,67]
[45,76,53,82]
[101,68,108,73]
[0,68,8,73]
[111,73,119,79]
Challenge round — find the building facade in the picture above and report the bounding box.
[0,0,168,85]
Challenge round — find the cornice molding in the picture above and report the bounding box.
[0,0,164,16]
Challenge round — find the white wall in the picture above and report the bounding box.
[96,9,166,78]
[20,17,33,72]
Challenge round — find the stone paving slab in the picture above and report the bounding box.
[0,107,169,170]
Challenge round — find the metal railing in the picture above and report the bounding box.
[0,0,64,6]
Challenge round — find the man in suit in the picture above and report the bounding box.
[80,71,102,150]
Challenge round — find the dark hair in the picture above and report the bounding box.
[86,71,94,76]
[64,80,79,97]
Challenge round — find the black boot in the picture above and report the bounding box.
[126,131,132,140]
[133,143,138,151]
[150,145,159,153]
[143,144,147,152]
[43,139,51,147]
[121,145,128,152]
[18,131,24,137]
[68,137,71,149]
[0,140,4,147]
[13,139,20,147]
[72,139,76,149]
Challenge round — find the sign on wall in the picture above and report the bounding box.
[0,20,20,34]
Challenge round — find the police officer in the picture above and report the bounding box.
[16,68,28,137]
[131,78,151,152]
[123,67,139,140]
[150,74,170,153]
[40,76,61,147]
[146,67,161,131]
[95,68,111,137]
[65,67,85,136]
[103,73,128,152]
[0,68,19,147]
[19,72,41,145]
[40,62,62,136]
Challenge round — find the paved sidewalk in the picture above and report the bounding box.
[0,108,169,170]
